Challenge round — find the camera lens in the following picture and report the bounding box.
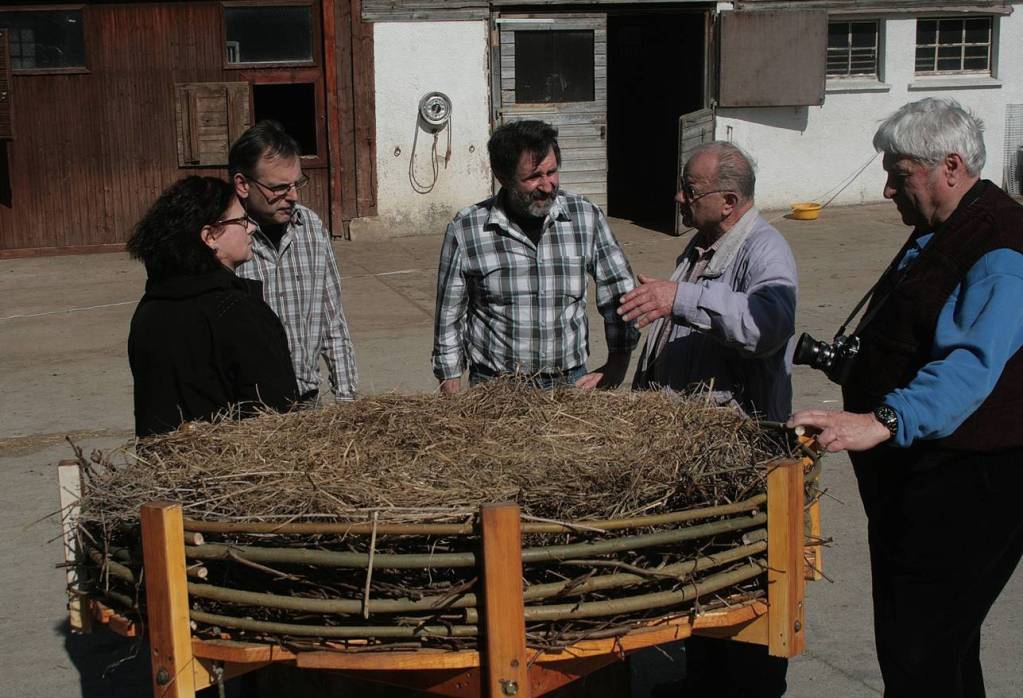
[793,333,826,368]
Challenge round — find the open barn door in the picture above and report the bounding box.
[675,108,715,235]
[495,14,607,209]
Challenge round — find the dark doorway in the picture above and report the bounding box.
[253,83,318,156]
[607,13,706,232]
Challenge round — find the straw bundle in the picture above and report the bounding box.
[73,380,803,650]
[79,380,789,526]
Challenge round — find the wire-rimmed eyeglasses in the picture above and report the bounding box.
[246,174,311,205]
[680,182,735,202]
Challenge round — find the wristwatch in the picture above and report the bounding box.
[873,404,899,439]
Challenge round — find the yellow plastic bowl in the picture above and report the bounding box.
[790,202,822,220]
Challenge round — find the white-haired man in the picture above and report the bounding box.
[790,98,1023,697]
[619,141,797,697]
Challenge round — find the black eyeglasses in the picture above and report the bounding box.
[246,174,310,204]
[214,214,257,230]
[680,182,734,202]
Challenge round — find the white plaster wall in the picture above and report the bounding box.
[715,10,1023,211]
[354,21,493,238]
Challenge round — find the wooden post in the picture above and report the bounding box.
[766,460,806,657]
[58,460,91,633]
[321,0,346,238]
[141,502,197,698]
[480,503,530,698]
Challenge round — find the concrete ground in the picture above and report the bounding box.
[1,201,1020,697]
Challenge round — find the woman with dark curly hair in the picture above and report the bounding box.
[127,176,298,437]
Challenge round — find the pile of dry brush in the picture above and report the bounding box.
[78,380,793,526]
[73,381,804,650]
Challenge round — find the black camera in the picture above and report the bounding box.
[792,332,860,385]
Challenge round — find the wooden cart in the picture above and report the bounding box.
[58,456,821,698]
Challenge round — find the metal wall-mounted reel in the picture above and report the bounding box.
[418,92,453,132]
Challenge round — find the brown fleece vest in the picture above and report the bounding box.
[842,181,1023,451]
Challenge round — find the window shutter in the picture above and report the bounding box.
[718,10,827,107]
[174,82,251,166]
[0,29,13,140]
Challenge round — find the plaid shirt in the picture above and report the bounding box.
[236,205,358,400]
[432,190,639,380]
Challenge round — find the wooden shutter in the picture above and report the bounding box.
[174,82,251,167]
[0,29,13,141]
[675,108,716,235]
[718,10,827,107]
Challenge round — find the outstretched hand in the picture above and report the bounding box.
[618,274,678,329]
[786,409,891,453]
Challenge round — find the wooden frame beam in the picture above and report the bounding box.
[141,502,197,698]
[766,459,806,657]
[480,503,531,698]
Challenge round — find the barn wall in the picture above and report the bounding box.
[0,2,335,253]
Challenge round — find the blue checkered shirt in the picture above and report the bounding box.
[432,190,640,380]
[236,205,358,400]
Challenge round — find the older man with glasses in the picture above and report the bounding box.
[619,140,797,697]
[231,120,358,405]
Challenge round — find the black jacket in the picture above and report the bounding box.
[128,267,298,437]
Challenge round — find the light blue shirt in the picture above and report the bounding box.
[884,234,1023,446]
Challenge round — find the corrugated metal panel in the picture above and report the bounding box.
[1004,105,1023,197]
[718,10,827,107]
[362,0,488,22]
[498,15,608,209]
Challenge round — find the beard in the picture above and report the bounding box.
[506,186,557,219]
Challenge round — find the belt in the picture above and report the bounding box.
[471,364,580,379]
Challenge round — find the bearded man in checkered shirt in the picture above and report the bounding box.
[432,120,639,393]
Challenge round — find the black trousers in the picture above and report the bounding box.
[851,446,1023,698]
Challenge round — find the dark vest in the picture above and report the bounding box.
[843,181,1023,451]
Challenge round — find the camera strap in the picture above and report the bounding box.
[833,252,904,341]
[834,181,987,341]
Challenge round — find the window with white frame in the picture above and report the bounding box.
[915,17,992,75]
[827,21,880,78]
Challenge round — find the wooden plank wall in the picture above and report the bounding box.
[0,0,369,253]
[362,0,488,22]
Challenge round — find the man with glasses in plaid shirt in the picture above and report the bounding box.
[232,121,358,404]
[432,120,639,392]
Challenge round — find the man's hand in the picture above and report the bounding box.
[786,409,892,453]
[618,274,678,329]
[439,378,461,395]
[575,352,630,391]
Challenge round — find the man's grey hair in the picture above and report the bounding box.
[686,142,757,201]
[873,98,986,175]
